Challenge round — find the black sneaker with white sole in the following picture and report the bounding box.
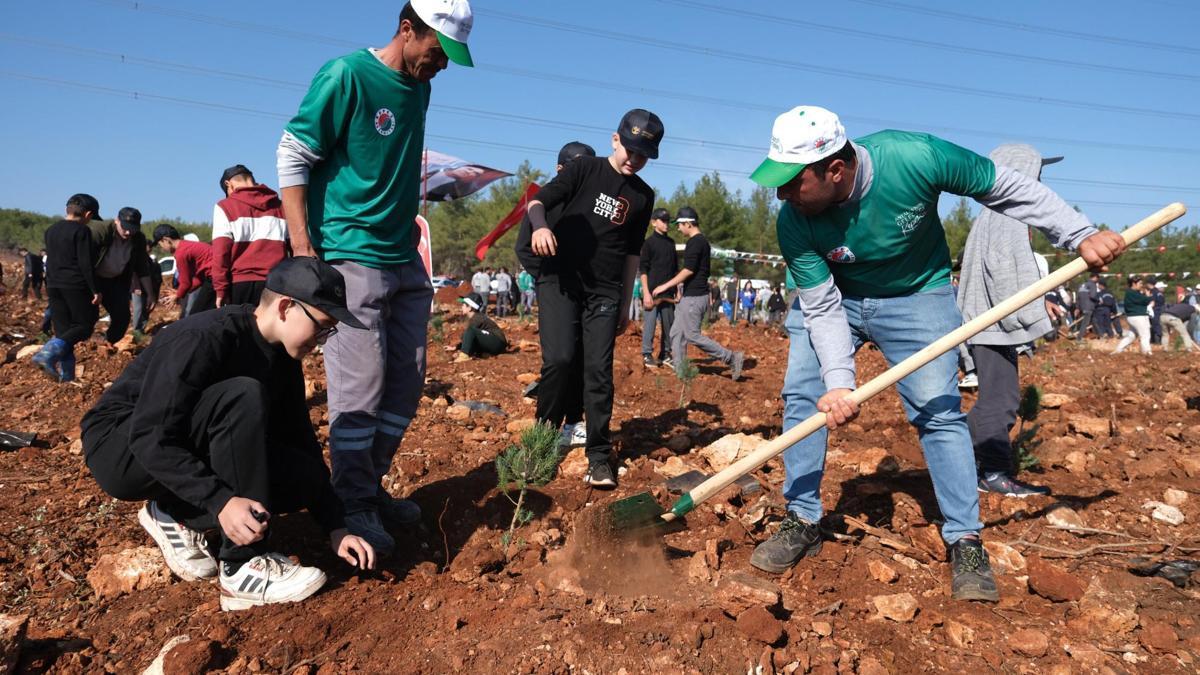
[977,472,1051,498]
[218,552,326,611]
[138,501,218,581]
[642,354,658,368]
[583,461,617,489]
[950,536,1000,602]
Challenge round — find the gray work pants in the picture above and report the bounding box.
[325,259,433,513]
[671,294,732,373]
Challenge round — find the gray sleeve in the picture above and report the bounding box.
[796,277,857,390]
[975,167,1097,250]
[276,131,323,189]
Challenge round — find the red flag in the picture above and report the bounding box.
[474,182,540,261]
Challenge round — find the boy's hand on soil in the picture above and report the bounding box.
[817,388,859,430]
[331,530,376,570]
[218,497,269,546]
[1077,231,1126,271]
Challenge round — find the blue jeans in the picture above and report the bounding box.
[780,284,982,544]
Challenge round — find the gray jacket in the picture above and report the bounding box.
[958,144,1066,346]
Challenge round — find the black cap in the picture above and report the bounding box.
[66,193,101,221]
[617,108,664,160]
[674,205,699,224]
[557,141,596,167]
[220,164,253,194]
[458,292,485,311]
[265,257,366,329]
[118,207,142,233]
[651,207,671,222]
[151,224,181,246]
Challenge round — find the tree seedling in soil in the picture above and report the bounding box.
[495,421,561,557]
[1013,384,1043,472]
[429,314,445,344]
[675,356,699,407]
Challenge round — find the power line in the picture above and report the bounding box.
[1,71,1176,212]
[654,0,1200,83]
[842,0,1200,56]
[85,0,1200,121]
[62,5,1200,156]
[475,9,1200,122]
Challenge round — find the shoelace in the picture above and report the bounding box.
[251,553,292,578]
[182,528,208,555]
[956,543,985,572]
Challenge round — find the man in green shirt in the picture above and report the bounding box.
[747,106,1125,601]
[276,0,474,558]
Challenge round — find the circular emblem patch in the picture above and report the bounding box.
[374,108,396,136]
[826,245,856,263]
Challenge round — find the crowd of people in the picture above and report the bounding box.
[13,0,1169,617]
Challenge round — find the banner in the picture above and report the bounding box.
[415,214,433,278]
[421,150,512,202]
[474,182,541,261]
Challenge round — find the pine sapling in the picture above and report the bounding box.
[1013,384,1043,472]
[495,421,561,556]
[676,356,699,407]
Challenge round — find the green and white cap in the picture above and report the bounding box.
[411,0,475,67]
[750,106,847,188]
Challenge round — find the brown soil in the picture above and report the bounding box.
[1,255,1198,673]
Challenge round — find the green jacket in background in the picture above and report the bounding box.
[88,219,154,292]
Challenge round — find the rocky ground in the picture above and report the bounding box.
[0,256,1198,674]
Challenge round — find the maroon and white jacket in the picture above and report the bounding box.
[211,185,289,300]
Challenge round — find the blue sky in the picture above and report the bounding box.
[1,0,1197,231]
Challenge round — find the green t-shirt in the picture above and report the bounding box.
[286,49,430,268]
[1122,289,1151,317]
[778,130,996,298]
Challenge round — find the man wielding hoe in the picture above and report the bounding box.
[654,206,744,381]
[276,0,474,557]
[747,106,1125,601]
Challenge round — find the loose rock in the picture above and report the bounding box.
[945,620,974,648]
[0,614,28,674]
[811,620,833,637]
[713,573,782,614]
[1139,620,1179,653]
[983,541,1026,574]
[505,418,536,434]
[87,546,172,599]
[1040,393,1072,409]
[1045,505,1086,530]
[736,606,784,645]
[1162,488,1188,507]
[867,560,898,584]
[1069,416,1110,438]
[872,593,919,623]
[1142,501,1185,526]
[1027,558,1085,602]
[558,447,588,479]
[665,434,692,452]
[1073,574,1140,635]
[142,635,190,675]
[163,638,221,675]
[697,433,766,473]
[1009,628,1049,658]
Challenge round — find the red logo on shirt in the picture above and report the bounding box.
[826,246,856,263]
[374,108,396,136]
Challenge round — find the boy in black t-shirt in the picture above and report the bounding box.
[526,110,663,488]
[34,194,103,382]
[654,206,744,381]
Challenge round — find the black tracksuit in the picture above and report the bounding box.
[22,252,44,299]
[526,156,654,462]
[81,305,343,562]
[639,230,678,359]
[460,312,507,356]
[44,219,99,344]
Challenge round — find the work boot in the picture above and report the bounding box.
[750,512,822,573]
[730,351,745,381]
[583,460,617,489]
[59,352,77,382]
[218,553,326,612]
[376,490,422,527]
[949,536,1000,602]
[31,337,65,381]
[344,510,395,559]
[977,472,1051,498]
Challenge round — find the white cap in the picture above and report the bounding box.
[410,0,474,67]
[1155,281,1168,289]
[750,106,848,188]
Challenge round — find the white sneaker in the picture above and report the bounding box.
[138,501,217,581]
[559,422,587,448]
[958,372,978,389]
[218,553,327,611]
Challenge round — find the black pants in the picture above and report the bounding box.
[460,326,507,356]
[229,280,266,306]
[22,276,43,300]
[47,286,98,345]
[96,275,132,343]
[535,275,619,461]
[966,344,1020,475]
[1150,313,1163,344]
[84,377,311,562]
[1093,308,1114,338]
[183,279,217,317]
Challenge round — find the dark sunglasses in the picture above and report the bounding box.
[293,301,338,343]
